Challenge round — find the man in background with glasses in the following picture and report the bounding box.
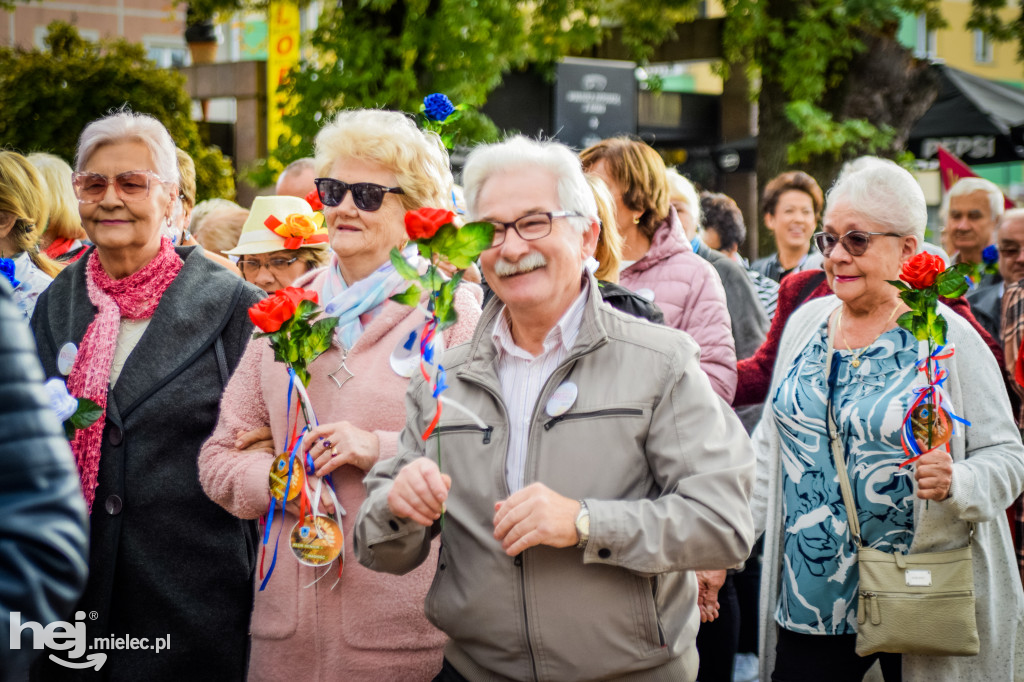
[356,136,755,682]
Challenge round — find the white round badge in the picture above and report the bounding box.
[545,381,578,417]
[57,342,78,376]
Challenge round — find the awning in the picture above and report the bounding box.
[908,63,1024,165]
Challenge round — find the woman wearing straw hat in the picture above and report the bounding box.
[225,195,330,293]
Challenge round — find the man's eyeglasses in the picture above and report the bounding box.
[813,230,903,257]
[71,170,168,204]
[237,256,301,277]
[487,211,583,247]
[314,178,404,212]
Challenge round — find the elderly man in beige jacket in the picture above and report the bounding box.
[355,136,756,682]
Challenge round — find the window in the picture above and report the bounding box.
[914,14,937,59]
[974,30,993,64]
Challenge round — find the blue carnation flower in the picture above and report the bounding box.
[0,257,20,289]
[983,244,999,264]
[423,93,455,122]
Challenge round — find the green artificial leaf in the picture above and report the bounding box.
[287,343,299,364]
[294,366,312,388]
[295,298,319,323]
[435,297,459,331]
[886,278,910,292]
[443,222,495,269]
[390,284,423,307]
[308,317,340,356]
[427,223,460,258]
[69,397,102,430]
[896,310,915,332]
[417,243,432,262]
[911,314,931,342]
[936,270,970,299]
[931,315,948,346]
[390,247,420,281]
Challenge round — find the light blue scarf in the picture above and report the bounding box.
[320,245,418,349]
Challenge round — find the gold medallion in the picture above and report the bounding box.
[290,515,344,567]
[269,452,306,501]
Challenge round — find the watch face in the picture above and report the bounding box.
[576,511,590,539]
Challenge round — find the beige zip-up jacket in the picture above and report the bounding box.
[355,274,756,682]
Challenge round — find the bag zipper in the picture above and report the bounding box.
[859,589,974,625]
[543,407,644,431]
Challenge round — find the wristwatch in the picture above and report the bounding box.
[575,500,590,550]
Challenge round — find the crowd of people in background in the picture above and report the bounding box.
[2,104,1024,682]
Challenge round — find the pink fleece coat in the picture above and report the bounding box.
[199,268,482,682]
[620,209,737,402]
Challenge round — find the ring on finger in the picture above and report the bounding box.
[330,447,338,458]
[321,438,333,449]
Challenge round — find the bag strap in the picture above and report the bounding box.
[823,319,865,546]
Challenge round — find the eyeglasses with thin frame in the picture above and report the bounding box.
[237,256,301,278]
[314,178,404,212]
[71,170,168,204]
[487,211,583,247]
[813,230,904,257]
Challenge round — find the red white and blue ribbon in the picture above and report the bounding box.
[899,344,970,468]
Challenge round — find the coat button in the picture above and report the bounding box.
[107,426,123,446]
[105,495,123,516]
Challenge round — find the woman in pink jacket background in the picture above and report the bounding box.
[582,137,737,401]
[199,109,482,681]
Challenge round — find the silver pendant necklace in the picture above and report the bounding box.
[327,347,354,389]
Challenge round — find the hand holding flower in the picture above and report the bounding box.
[914,446,954,501]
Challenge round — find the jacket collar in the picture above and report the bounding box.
[622,205,691,276]
[459,270,608,390]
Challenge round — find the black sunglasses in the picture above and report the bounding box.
[314,178,404,212]
[813,230,903,257]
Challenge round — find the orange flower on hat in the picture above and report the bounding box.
[264,212,326,249]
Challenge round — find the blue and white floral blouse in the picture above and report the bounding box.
[770,321,918,635]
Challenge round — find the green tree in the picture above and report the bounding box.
[719,0,1023,253]
[246,0,699,184]
[0,22,235,201]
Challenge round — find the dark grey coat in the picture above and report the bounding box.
[30,247,263,681]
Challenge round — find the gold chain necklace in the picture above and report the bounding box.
[836,301,901,369]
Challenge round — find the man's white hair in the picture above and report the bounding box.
[463,136,597,232]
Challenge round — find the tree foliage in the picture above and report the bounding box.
[243,0,699,184]
[0,22,235,202]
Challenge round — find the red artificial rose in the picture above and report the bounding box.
[305,189,323,212]
[249,294,297,333]
[277,286,319,309]
[901,252,944,289]
[405,208,455,241]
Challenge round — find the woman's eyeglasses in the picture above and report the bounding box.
[237,256,301,277]
[813,230,904,257]
[314,178,404,211]
[72,170,167,204]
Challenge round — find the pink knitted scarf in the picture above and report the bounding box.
[66,237,183,512]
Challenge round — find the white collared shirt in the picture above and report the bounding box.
[491,279,589,493]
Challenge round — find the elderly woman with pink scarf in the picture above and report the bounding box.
[29,111,263,680]
[198,109,482,681]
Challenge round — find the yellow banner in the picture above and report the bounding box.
[267,1,300,154]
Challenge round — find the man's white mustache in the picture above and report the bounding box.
[493,252,547,277]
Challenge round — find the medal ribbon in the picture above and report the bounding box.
[898,344,970,468]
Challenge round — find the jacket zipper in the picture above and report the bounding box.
[432,424,493,444]
[515,554,540,681]
[543,407,644,431]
